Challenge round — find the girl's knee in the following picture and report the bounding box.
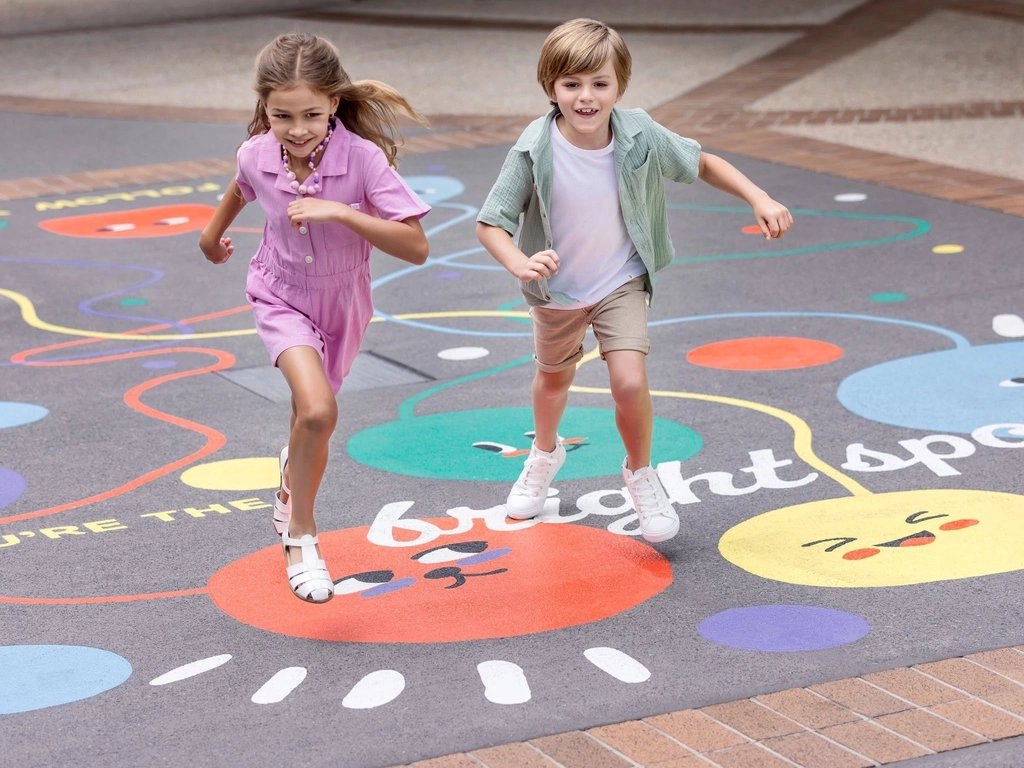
[294,398,338,435]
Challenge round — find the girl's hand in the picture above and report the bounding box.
[201,235,234,264]
[513,249,559,281]
[287,198,348,228]
[753,197,793,241]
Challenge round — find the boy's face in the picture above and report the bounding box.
[551,58,622,149]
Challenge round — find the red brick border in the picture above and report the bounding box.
[401,647,1024,767]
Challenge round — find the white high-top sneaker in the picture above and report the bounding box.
[622,458,679,542]
[505,440,566,520]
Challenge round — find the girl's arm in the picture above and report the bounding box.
[476,222,559,281]
[288,198,429,265]
[698,152,793,240]
[199,179,248,264]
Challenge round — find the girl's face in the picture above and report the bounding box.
[264,84,340,160]
[551,57,622,150]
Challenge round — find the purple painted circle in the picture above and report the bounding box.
[142,360,177,370]
[436,271,462,280]
[426,164,445,172]
[0,467,27,509]
[698,605,869,652]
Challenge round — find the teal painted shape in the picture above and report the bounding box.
[347,406,703,481]
[118,298,147,306]
[869,292,907,303]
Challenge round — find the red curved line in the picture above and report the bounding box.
[0,587,209,605]
[0,347,233,525]
[10,304,251,363]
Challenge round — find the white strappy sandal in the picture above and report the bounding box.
[273,445,290,536]
[281,529,334,603]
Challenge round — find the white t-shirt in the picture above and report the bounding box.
[545,119,646,309]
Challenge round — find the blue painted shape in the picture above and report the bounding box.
[698,606,869,652]
[0,402,48,430]
[142,360,178,370]
[0,467,26,509]
[361,577,416,598]
[456,548,511,567]
[0,645,132,714]
[838,341,1024,433]
[403,176,465,204]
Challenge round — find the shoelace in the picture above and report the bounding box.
[511,456,555,498]
[632,475,671,520]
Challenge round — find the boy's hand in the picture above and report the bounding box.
[753,197,793,241]
[288,198,348,227]
[200,235,233,264]
[513,249,559,281]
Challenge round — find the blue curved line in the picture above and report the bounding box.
[647,311,971,348]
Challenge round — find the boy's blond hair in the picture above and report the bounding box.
[536,18,632,105]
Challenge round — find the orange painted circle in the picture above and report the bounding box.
[741,225,763,234]
[38,204,216,239]
[207,519,673,643]
[687,337,844,371]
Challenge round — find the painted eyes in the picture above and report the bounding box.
[333,570,415,597]
[413,541,489,564]
[999,377,1024,387]
[802,510,980,560]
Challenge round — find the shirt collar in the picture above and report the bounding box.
[255,119,352,181]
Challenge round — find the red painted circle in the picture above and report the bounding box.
[207,519,673,643]
[38,204,216,239]
[741,225,763,234]
[687,337,844,371]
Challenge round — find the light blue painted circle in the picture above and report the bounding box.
[838,341,1024,433]
[869,292,906,302]
[0,645,132,714]
[403,176,465,203]
[698,605,869,652]
[0,467,27,509]
[0,402,48,430]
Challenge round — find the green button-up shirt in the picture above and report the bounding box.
[477,107,701,307]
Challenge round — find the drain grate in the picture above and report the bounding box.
[218,351,433,403]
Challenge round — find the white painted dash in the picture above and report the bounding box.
[342,670,405,709]
[477,660,530,705]
[251,667,307,704]
[993,314,1024,338]
[100,223,135,232]
[149,654,232,686]
[584,647,651,684]
[156,217,190,226]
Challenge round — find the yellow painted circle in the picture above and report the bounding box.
[719,490,1024,588]
[931,244,964,254]
[180,457,279,490]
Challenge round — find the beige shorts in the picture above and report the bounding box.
[530,276,650,373]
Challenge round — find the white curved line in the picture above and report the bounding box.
[584,647,651,684]
[251,667,307,704]
[342,670,405,709]
[149,654,232,686]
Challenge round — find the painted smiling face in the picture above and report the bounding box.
[38,205,216,239]
[719,489,1024,587]
[208,519,673,643]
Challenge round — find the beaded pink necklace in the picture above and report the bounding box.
[280,117,335,196]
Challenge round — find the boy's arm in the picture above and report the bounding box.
[698,152,793,240]
[199,179,248,264]
[476,223,558,281]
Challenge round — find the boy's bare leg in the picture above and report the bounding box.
[532,366,576,451]
[605,350,653,470]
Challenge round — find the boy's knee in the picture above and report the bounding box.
[611,375,648,403]
[534,368,575,396]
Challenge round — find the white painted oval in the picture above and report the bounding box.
[834,192,867,202]
[100,223,135,232]
[993,314,1024,338]
[251,667,306,704]
[438,346,490,361]
[149,654,232,685]
[477,660,530,704]
[342,670,405,709]
[584,647,651,683]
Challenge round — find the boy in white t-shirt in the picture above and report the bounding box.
[476,18,793,542]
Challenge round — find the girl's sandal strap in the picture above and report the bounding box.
[282,531,333,603]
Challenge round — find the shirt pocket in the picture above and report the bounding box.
[321,199,366,271]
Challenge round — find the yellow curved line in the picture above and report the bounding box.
[569,381,871,498]
[0,289,531,341]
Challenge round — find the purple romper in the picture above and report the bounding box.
[236,128,430,394]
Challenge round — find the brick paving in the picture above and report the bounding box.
[401,649,1024,767]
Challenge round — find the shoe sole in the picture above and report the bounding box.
[505,505,542,521]
[641,520,680,543]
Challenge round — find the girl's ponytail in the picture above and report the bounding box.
[335,80,428,168]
